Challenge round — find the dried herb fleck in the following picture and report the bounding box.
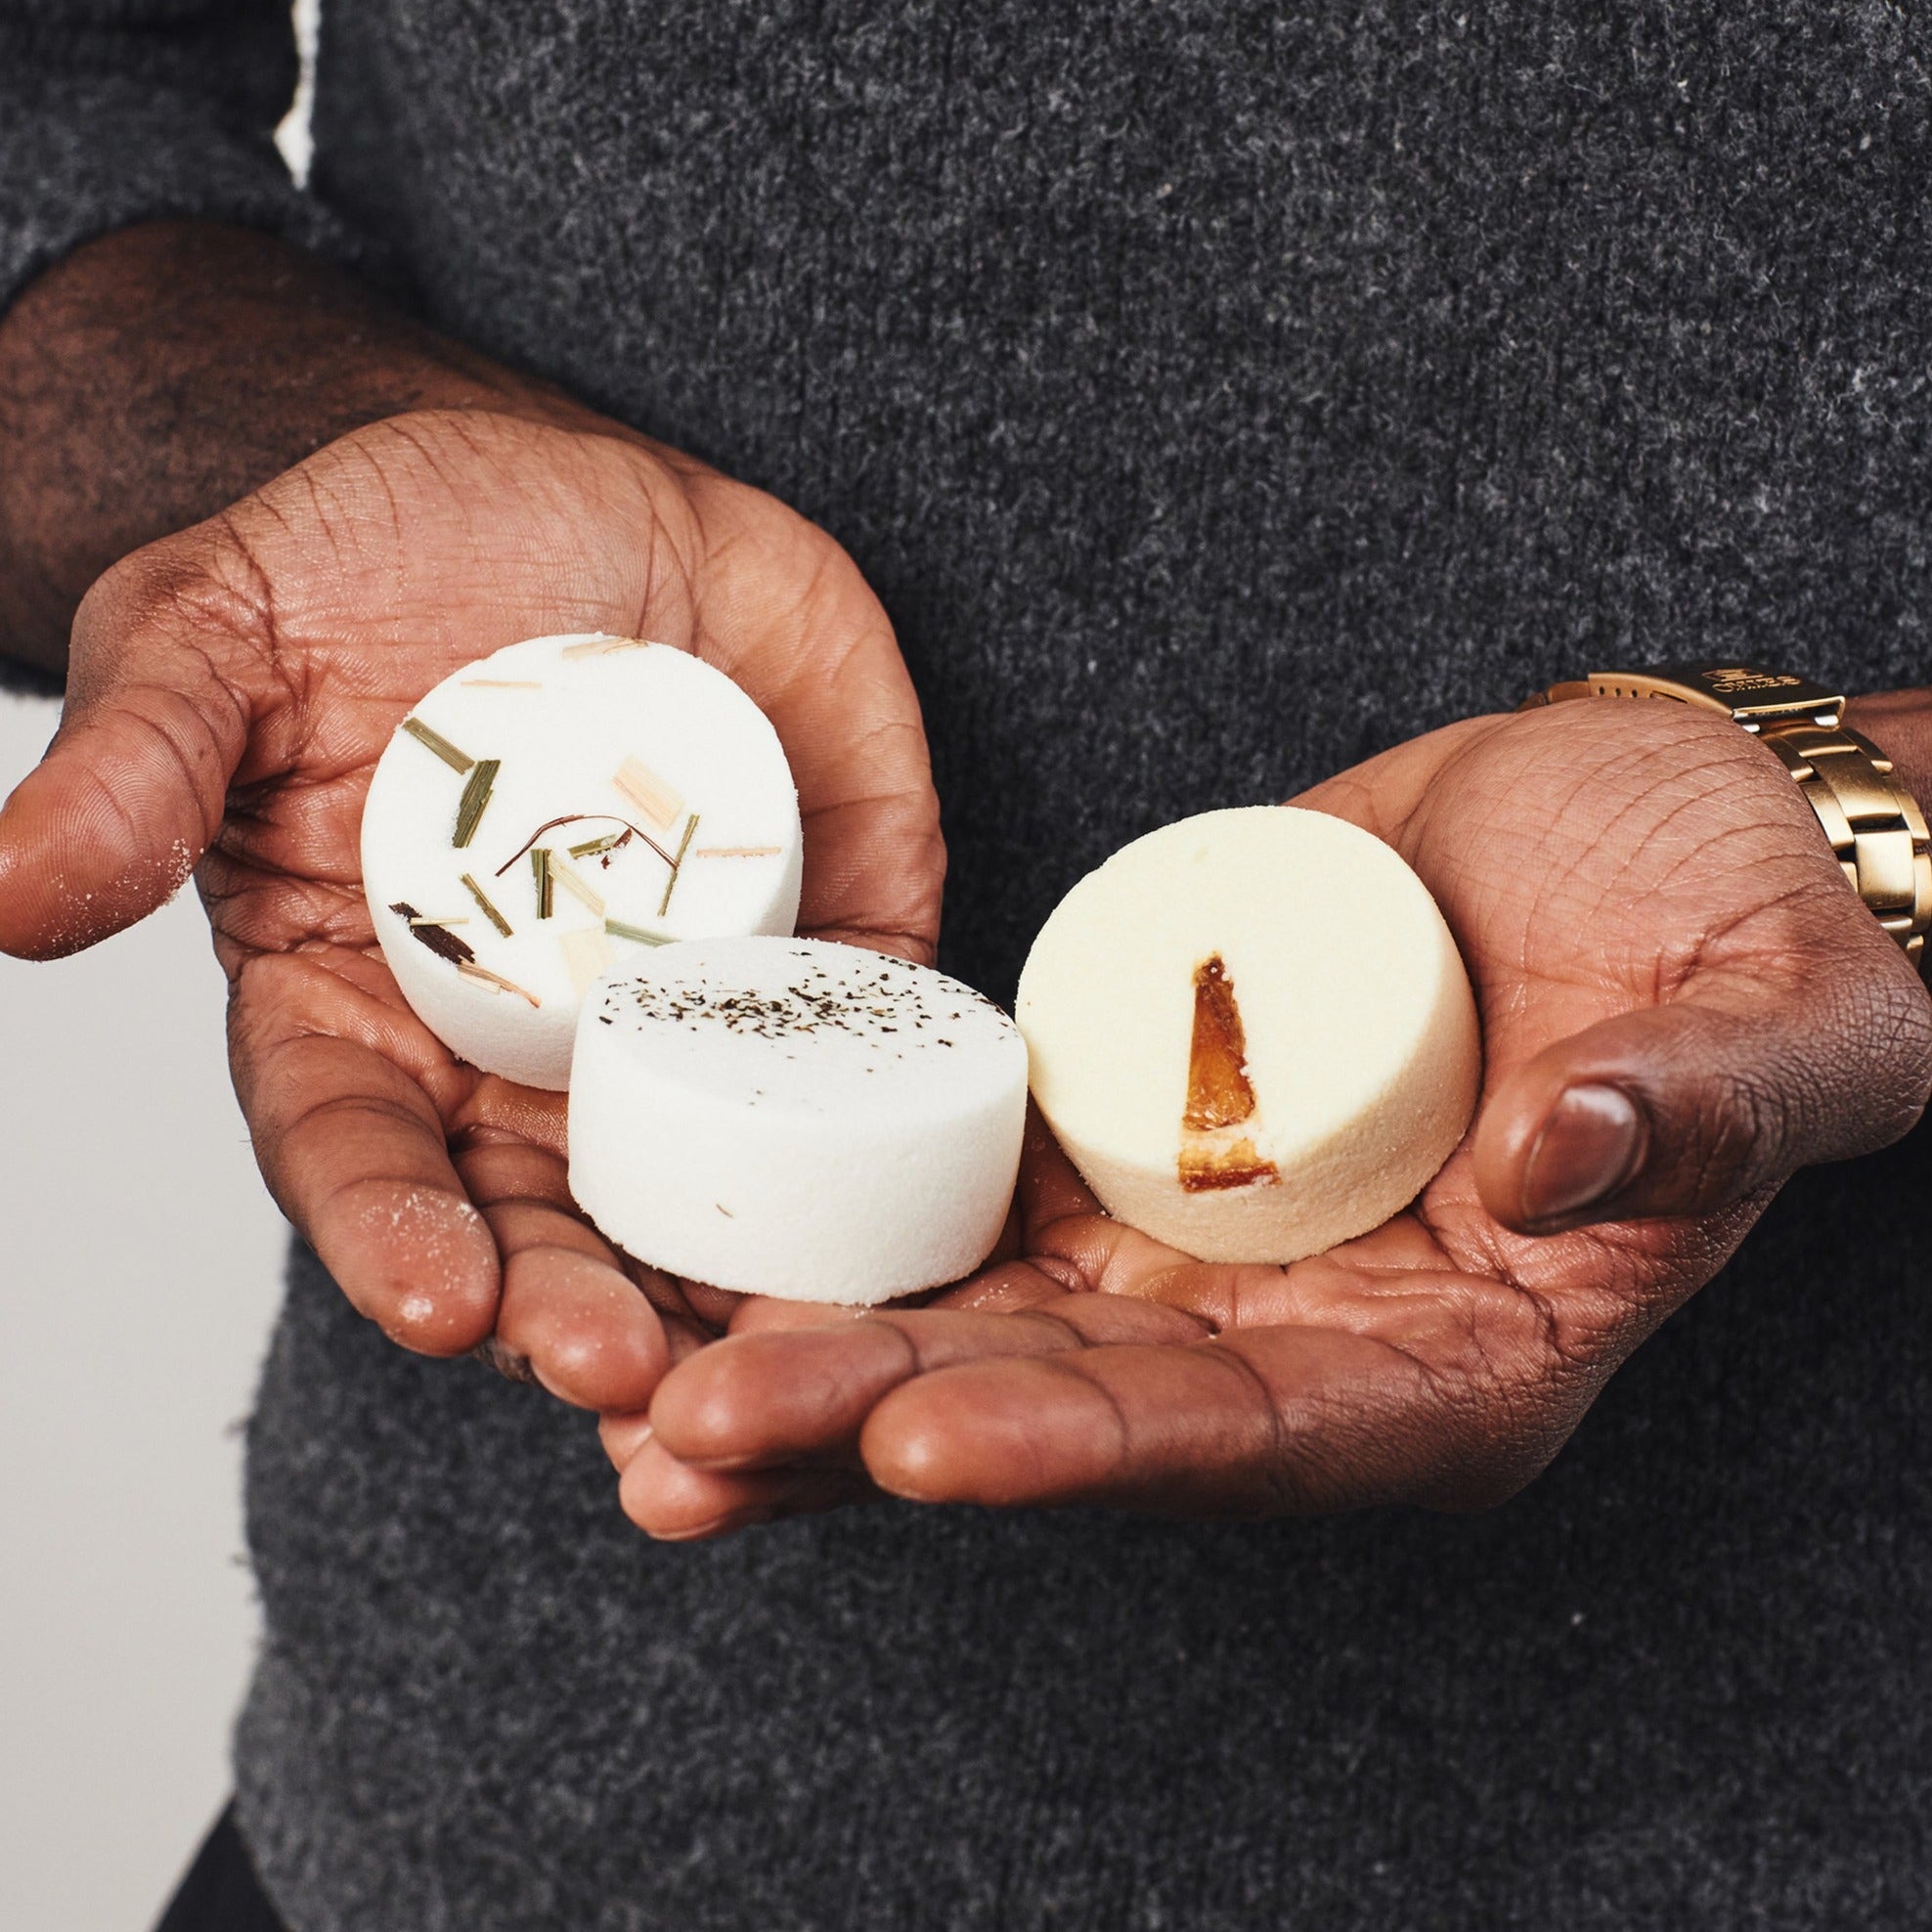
[613,755,684,832]
[656,812,699,918]
[569,830,630,860]
[454,758,501,849]
[390,900,475,966]
[559,924,616,994]
[460,872,513,939]
[552,856,605,916]
[531,846,554,919]
[457,960,542,1007]
[561,635,649,660]
[400,717,473,772]
[605,918,673,946]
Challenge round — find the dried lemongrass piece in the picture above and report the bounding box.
[560,924,616,995]
[694,845,783,859]
[552,856,605,917]
[612,755,684,832]
[605,917,673,946]
[657,812,700,917]
[531,847,554,918]
[409,915,469,928]
[458,960,542,1007]
[454,758,501,849]
[569,830,630,860]
[460,872,513,939]
[561,635,651,660]
[401,717,473,773]
[460,678,544,689]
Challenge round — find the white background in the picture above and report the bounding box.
[0,6,319,1923]
[0,693,286,1929]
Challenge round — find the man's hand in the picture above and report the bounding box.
[0,404,944,1405]
[616,699,1932,1537]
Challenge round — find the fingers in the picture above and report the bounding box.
[475,1174,670,1411]
[617,1433,878,1540]
[649,1296,1209,1472]
[0,546,264,959]
[637,1266,1587,1521]
[860,1339,1289,1513]
[460,1101,689,1412]
[258,1044,499,1355]
[599,1410,658,1469]
[234,944,685,1403]
[1474,944,1932,1232]
[859,1321,1531,1516]
[231,947,503,1353]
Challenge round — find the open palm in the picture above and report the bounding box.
[623,699,1931,1535]
[0,408,944,1401]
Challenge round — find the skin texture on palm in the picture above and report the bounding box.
[621,699,1932,1538]
[0,407,944,1403]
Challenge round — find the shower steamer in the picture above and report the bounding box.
[1017,806,1480,1264]
[361,635,802,1089]
[569,938,1028,1303]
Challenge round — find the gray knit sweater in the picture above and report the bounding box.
[6,4,1932,1927]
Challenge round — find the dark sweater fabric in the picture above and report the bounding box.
[6,4,1932,1927]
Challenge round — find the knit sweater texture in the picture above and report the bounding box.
[5,3,1932,1926]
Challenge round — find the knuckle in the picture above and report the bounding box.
[1837,949,1932,1142]
[345,408,539,508]
[1686,1063,1782,1197]
[230,948,311,1032]
[227,951,345,1076]
[81,527,275,671]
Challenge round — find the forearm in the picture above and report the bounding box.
[0,220,593,674]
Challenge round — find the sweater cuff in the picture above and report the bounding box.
[0,67,362,318]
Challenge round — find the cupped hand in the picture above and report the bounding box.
[620,699,1932,1536]
[0,407,944,1405]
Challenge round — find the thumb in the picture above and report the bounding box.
[0,542,259,960]
[1473,942,1932,1233]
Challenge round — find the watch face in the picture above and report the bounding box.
[1646,662,1844,718]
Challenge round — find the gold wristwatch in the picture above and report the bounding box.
[1521,662,1932,963]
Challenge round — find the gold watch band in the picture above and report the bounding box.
[1522,662,1932,964]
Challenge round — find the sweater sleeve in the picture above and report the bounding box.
[0,0,359,317]
[0,1,365,691]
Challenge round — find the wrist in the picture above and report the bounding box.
[0,221,595,675]
[1843,689,1932,823]
[1523,666,1932,965]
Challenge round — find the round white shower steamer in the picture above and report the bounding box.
[361,634,803,1089]
[568,938,1029,1303]
[1017,806,1480,1264]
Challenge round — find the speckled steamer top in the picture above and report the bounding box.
[588,938,1024,1118]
